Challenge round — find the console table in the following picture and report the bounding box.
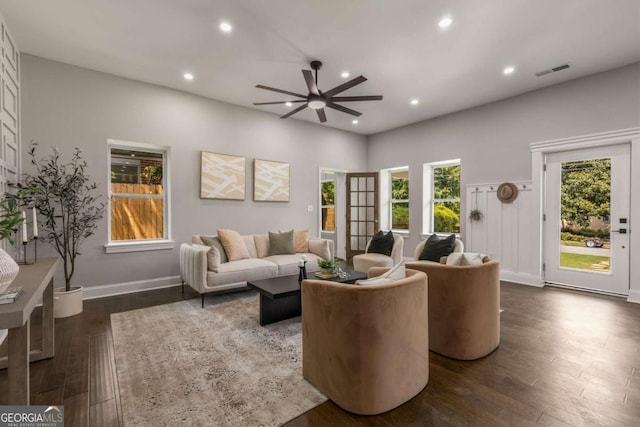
[0,257,61,405]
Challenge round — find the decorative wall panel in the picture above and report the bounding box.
[200,151,246,200]
[465,181,541,286]
[253,159,290,202]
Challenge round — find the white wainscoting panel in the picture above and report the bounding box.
[465,181,542,286]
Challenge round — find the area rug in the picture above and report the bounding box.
[111,292,327,426]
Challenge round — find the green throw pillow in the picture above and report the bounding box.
[269,230,295,255]
[200,235,228,263]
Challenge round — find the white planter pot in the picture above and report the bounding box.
[54,286,84,318]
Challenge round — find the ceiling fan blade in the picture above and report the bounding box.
[253,100,307,105]
[324,75,367,97]
[302,70,319,95]
[326,102,362,117]
[316,108,327,123]
[255,84,307,99]
[330,95,383,102]
[280,103,308,119]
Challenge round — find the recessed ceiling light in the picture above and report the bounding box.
[503,66,515,75]
[341,71,350,79]
[219,21,232,33]
[411,99,419,105]
[285,101,293,107]
[352,119,359,124]
[183,72,194,81]
[438,17,452,29]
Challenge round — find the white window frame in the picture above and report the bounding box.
[104,139,174,253]
[380,166,410,235]
[390,168,409,232]
[422,159,461,236]
[320,174,336,234]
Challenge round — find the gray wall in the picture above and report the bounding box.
[367,62,640,252]
[20,54,367,288]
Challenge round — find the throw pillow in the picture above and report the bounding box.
[200,236,228,264]
[419,234,456,262]
[381,263,406,280]
[446,252,486,266]
[216,229,251,261]
[308,238,331,260]
[355,277,395,286]
[269,230,295,255]
[293,229,309,253]
[367,230,394,256]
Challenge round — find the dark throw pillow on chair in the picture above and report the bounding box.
[367,230,394,256]
[419,234,456,262]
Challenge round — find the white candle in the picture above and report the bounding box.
[301,254,307,262]
[298,260,304,267]
[22,211,27,242]
[32,207,38,238]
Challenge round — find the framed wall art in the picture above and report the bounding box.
[200,151,246,200]
[253,159,290,202]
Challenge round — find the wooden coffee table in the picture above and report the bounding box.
[247,267,366,326]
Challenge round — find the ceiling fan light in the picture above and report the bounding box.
[308,98,326,109]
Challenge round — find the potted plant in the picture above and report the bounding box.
[0,196,23,292]
[19,142,105,317]
[317,257,339,275]
[469,209,483,221]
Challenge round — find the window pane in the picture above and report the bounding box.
[367,191,374,205]
[434,201,460,233]
[392,202,409,230]
[322,207,335,231]
[359,192,366,206]
[321,181,335,205]
[433,165,460,199]
[110,146,166,242]
[359,177,366,191]
[111,197,164,240]
[391,171,409,200]
[351,207,358,220]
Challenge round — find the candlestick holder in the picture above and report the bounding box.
[298,261,308,282]
[15,233,38,265]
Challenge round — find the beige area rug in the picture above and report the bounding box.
[111,292,327,426]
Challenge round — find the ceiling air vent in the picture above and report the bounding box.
[536,64,570,77]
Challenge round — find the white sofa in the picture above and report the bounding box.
[180,233,334,307]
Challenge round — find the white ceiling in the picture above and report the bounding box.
[1,0,639,135]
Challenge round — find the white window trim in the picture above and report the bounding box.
[320,177,336,233]
[105,139,173,253]
[422,159,461,235]
[380,166,410,234]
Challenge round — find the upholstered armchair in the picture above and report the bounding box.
[301,267,429,415]
[352,233,404,272]
[405,258,500,360]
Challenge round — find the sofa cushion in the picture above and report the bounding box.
[293,229,310,253]
[264,253,322,276]
[308,238,331,260]
[254,234,270,258]
[242,235,258,258]
[205,258,278,287]
[381,263,406,280]
[269,230,295,255]
[419,234,456,262]
[217,229,250,261]
[200,235,228,264]
[367,230,394,256]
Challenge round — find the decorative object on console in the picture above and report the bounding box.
[0,286,22,304]
[18,142,106,317]
[0,195,23,292]
[496,182,519,203]
[254,159,290,202]
[469,187,483,221]
[316,257,339,277]
[418,233,457,262]
[200,151,246,200]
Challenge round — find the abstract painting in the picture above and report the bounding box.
[200,152,246,200]
[254,159,290,202]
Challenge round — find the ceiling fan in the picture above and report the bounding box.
[253,60,383,123]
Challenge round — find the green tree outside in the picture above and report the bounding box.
[561,159,610,229]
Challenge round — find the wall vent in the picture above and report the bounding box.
[536,64,570,77]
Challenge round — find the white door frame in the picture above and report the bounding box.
[531,127,640,303]
[318,167,347,259]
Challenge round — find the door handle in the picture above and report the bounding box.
[611,229,628,234]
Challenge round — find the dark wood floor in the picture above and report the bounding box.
[1,282,639,426]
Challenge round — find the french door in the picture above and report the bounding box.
[544,144,630,295]
[346,173,378,259]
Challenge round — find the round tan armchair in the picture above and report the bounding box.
[301,267,429,415]
[352,233,404,273]
[405,259,500,360]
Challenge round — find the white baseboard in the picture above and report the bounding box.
[83,275,182,300]
[627,290,640,304]
[500,271,544,287]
